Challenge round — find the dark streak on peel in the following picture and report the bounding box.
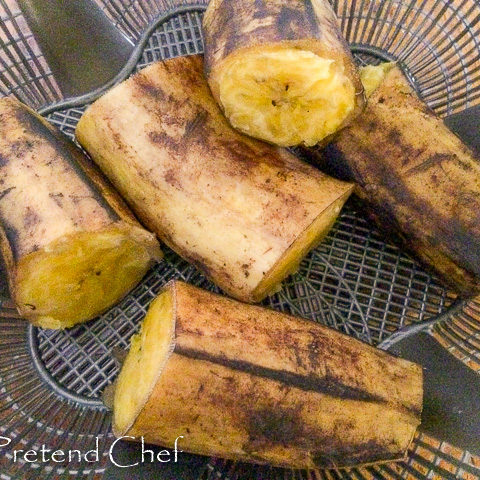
[138,58,293,179]
[12,105,121,222]
[1,221,20,260]
[135,73,166,101]
[304,0,321,36]
[148,131,176,151]
[175,346,385,403]
[213,0,239,62]
[183,111,209,139]
[405,153,449,175]
[0,187,15,201]
[320,117,480,288]
[277,3,320,41]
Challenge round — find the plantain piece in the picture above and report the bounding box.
[76,55,353,304]
[304,63,480,296]
[202,0,365,148]
[113,280,422,469]
[359,63,395,98]
[0,98,161,329]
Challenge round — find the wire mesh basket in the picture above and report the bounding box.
[1,0,480,478]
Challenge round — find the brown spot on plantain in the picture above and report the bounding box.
[135,74,166,101]
[148,131,178,153]
[430,173,440,186]
[24,206,40,229]
[164,168,182,190]
[110,130,129,154]
[49,192,64,207]
[0,152,9,167]
[386,127,402,145]
[241,263,251,278]
[276,4,319,41]
[246,405,305,447]
[183,111,209,139]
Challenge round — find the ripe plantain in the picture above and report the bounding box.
[76,56,353,304]
[203,0,365,147]
[0,98,161,329]
[305,63,480,296]
[113,281,422,469]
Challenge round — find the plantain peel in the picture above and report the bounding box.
[217,47,356,147]
[76,56,353,304]
[359,62,396,97]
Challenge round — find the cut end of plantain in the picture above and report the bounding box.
[360,62,396,98]
[15,229,158,329]
[215,46,356,147]
[252,192,351,301]
[113,287,175,436]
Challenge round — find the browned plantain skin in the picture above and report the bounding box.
[0,98,161,328]
[114,281,422,470]
[76,55,353,303]
[203,0,362,87]
[305,66,480,296]
[203,0,365,140]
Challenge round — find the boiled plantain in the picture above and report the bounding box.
[113,280,422,470]
[203,0,365,147]
[305,63,480,296]
[0,98,161,328]
[76,56,353,304]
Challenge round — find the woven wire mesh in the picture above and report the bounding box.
[0,0,62,108]
[0,1,480,479]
